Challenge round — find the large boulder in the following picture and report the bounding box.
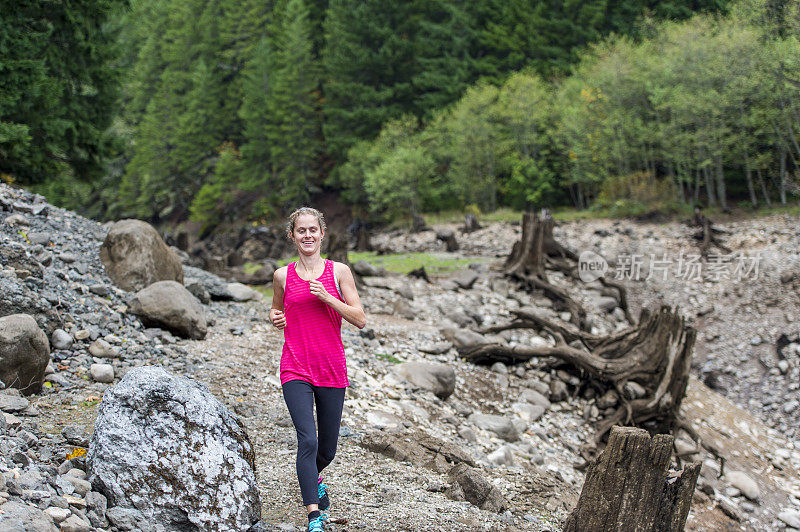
[88,366,261,532]
[127,281,207,339]
[393,361,456,400]
[445,463,506,513]
[0,314,50,394]
[100,219,184,292]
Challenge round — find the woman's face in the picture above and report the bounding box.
[292,214,323,255]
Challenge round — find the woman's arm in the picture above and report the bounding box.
[309,262,366,329]
[269,267,287,329]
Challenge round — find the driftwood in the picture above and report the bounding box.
[564,426,701,532]
[467,305,696,440]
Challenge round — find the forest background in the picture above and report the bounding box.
[2,0,800,231]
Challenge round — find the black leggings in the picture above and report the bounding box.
[282,380,346,506]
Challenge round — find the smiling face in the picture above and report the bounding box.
[291,213,323,256]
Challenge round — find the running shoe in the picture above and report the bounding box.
[318,477,330,511]
[308,515,325,532]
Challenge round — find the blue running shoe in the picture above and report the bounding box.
[308,514,325,532]
[317,477,330,511]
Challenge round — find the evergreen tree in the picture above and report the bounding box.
[0,0,129,184]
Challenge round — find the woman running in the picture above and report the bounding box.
[269,207,366,532]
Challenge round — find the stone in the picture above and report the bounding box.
[85,491,107,519]
[44,507,71,523]
[725,471,760,501]
[365,410,404,431]
[74,330,90,341]
[623,381,647,400]
[596,389,619,409]
[60,514,90,532]
[442,327,487,349]
[520,388,551,409]
[451,270,479,290]
[106,507,146,531]
[4,213,29,226]
[392,299,416,320]
[100,219,184,292]
[419,342,452,355]
[0,241,44,278]
[127,281,207,339]
[0,500,58,531]
[511,402,545,423]
[0,314,50,394]
[88,367,261,531]
[487,445,515,466]
[64,476,91,497]
[88,339,118,358]
[352,260,382,277]
[90,364,114,383]
[395,284,414,300]
[468,412,520,442]
[549,379,569,402]
[445,310,475,328]
[50,329,73,350]
[226,282,261,302]
[0,391,30,412]
[490,362,507,374]
[458,426,478,443]
[185,282,210,304]
[778,509,800,529]
[393,361,456,400]
[596,296,618,312]
[446,463,506,513]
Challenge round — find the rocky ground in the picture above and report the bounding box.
[1,182,799,531]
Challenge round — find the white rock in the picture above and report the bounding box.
[89,364,114,383]
[89,339,118,358]
[487,445,515,466]
[778,509,800,529]
[726,470,760,501]
[44,506,72,523]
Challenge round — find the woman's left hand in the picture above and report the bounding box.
[309,279,332,304]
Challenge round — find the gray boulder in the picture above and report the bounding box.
[0,314,50,394]
[127,281,207,339]
[468,412,520,442]
[445,463,506,513]
[88,366,261,532]
[451,270,479,290]
[352,260,384,277]
[183,266,235,301]
[0,500,58,531]
[100,219,183,292]
[393,361,456,400]
[226,282,261,302]
[0,241,44,278]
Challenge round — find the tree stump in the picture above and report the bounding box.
[690,208,730,257]
[564,426,701,532]
[466,305,696,440]
[463,214,481,233]
[436,229,459,252]
[353,221,372,252]
[324,231,362,286]
[412,214,429,233]
[504,212,586,328]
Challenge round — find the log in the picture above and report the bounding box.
[464,305,696,440]
[564,426,701,532]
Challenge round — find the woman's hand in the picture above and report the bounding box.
[270,308,286,329]
[309,279,332,304]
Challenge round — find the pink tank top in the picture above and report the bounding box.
[280,259,349,387]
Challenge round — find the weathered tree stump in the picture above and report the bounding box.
[463,214,481,233]
[690,208,730,257]
[325,231,362,286]
[436,229,459,252]
[407,266,431,283]
[466,305,696,440]
[504,212,587,328]
[564,426,701,532]
[412,214,429,233]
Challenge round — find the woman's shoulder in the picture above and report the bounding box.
[274,264,290,281]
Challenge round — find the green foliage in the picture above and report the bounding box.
[0,0,129,184]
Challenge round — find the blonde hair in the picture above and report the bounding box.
[286,207,326,240]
